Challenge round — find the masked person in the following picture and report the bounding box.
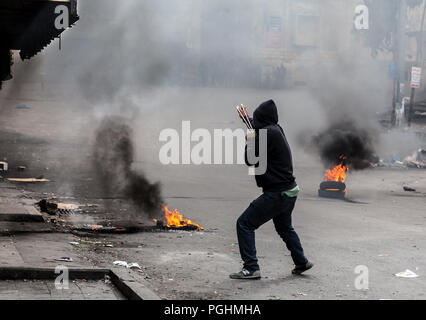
[230,100,313,279]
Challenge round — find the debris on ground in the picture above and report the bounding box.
[394,269,419,278]
[78,224,127,233]
[38,200,84,215]
[16,103,30,109]
[38,199,58,215]
[266,296,281,300]
[69,242,79,246]
[373,155,404,168]
[104,275,111,284]
[56,203,82,214]
[113,261,142,269]
[0,161,8,171]
[58,203,80,210]
[373,149,426,169]
[113,261,128,267]
[55,257,73,262]
[403,186,416,192]
[17,166,26,171]
[125,263,142,270]
[214,290,224,297]
[87,224,104,231]
[7,178,50,182]
[378,254,390,257]
[404,149,426,169]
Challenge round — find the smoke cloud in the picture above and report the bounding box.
[2,0,425,206]
[312,120,377,169]
[93,116,163,217]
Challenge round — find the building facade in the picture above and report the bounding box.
[183,0,366,88]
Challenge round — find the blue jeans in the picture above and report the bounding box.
[236,191,308,272]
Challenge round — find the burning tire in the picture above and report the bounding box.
[318,181,346,199]
[319,181,346,192]
[318,189,346,199]
[318,157,349,200]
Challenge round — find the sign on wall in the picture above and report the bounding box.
[411,66,422,89]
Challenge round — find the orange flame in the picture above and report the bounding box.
[156,205,204,230]
[324,156,348,183]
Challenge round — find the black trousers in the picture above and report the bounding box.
[236,191,308,272]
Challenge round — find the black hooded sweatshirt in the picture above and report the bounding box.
[245,100,296,192]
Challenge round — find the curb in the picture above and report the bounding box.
[111,267,161,300]
[0,266,161,300]
[0,205,44,222]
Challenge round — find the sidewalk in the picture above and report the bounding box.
[0,181,50,235]
[0,180,160,300]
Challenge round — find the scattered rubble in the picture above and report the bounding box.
[375,149,426,169]
[38,200,89,215]
[404,149,426,169]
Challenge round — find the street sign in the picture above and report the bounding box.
[411,67,422,88]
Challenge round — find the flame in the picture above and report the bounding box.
[155,205,204,230]
[324,156,348,183]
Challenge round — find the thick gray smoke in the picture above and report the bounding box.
[75,1,173,104]
[93,116,163,217]
[2,0,424,195]
[288,36,392,169]
[312,120,377,170]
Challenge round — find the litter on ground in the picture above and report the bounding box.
[113,261,142,269]
[394,269,419,278]
[55,257,73,262]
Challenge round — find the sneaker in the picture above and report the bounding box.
[229,268,261,280]
[292,262,314,275]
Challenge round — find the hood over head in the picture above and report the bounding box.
[252,99,278,129]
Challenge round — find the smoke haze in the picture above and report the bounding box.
[93,116,163,217]
[1,0,425,207]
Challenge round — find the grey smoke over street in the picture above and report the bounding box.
[1,0,426,302]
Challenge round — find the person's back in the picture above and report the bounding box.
[246,99,296,192]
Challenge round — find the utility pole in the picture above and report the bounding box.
[396,0,407,127]
[392,1,407,127]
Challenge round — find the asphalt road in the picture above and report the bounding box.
[91,163,425,300]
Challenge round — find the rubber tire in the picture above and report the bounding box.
[319,181,346,191]
[318,189,346,199]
